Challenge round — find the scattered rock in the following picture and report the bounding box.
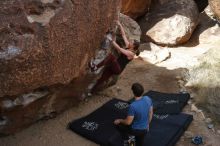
[116,86,121,93]
[139,43,171,64]
[198,10,220,44]
[179,88,187,93]
[205,118,213,124]
[146,0,199,46]
[188,100,192,105]
[175,76,182,80]
[184,131,194,139]
[178,80,185,85]
[191,104,202,113]
[207,123,214,129]
[179,85,186,90]
[199,111,206,120]
[190,93,196,99]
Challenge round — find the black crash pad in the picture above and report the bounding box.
[68,98,193,146]
[143,90,190,114]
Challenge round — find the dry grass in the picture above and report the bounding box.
[186,44,220,120]
[187,47,220,87]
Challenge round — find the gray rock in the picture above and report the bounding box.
[119,13,142,41]
[205,118,212,124]
[207,123,214,129]
[146,0,199,46]
[188,100,192,105]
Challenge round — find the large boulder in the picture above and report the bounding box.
[121,0,151,19]
[209,0,220,20]
[0,0,119,97]
[145,0,199,46]
[119,13,141,42]
[0,0,120,134]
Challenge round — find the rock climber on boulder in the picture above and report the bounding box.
[89,20,140,94]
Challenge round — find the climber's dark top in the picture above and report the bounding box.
[117,52,131,71]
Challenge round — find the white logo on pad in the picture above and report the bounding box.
[82,121,99,131]
[153,114,169,120]
[165,100,179,104]
[115,102,129,109]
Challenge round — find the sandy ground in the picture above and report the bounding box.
[0,56,220,146]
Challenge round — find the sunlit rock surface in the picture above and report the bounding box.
[145,0,199,46]
[209,0,220,20]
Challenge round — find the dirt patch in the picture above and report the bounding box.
[1,57,219,146]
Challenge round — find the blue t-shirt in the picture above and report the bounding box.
[128,96,153,130]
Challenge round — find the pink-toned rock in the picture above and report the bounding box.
[0,0,120,134]
[146,0,199,46]
[0,0,119,97]
[121,0,151,19]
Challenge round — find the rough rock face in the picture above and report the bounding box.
[121,0,151,19]
[0,0,119,97]
[145,0,199,46]
[0,0,120,134]
[209,0,220,20]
